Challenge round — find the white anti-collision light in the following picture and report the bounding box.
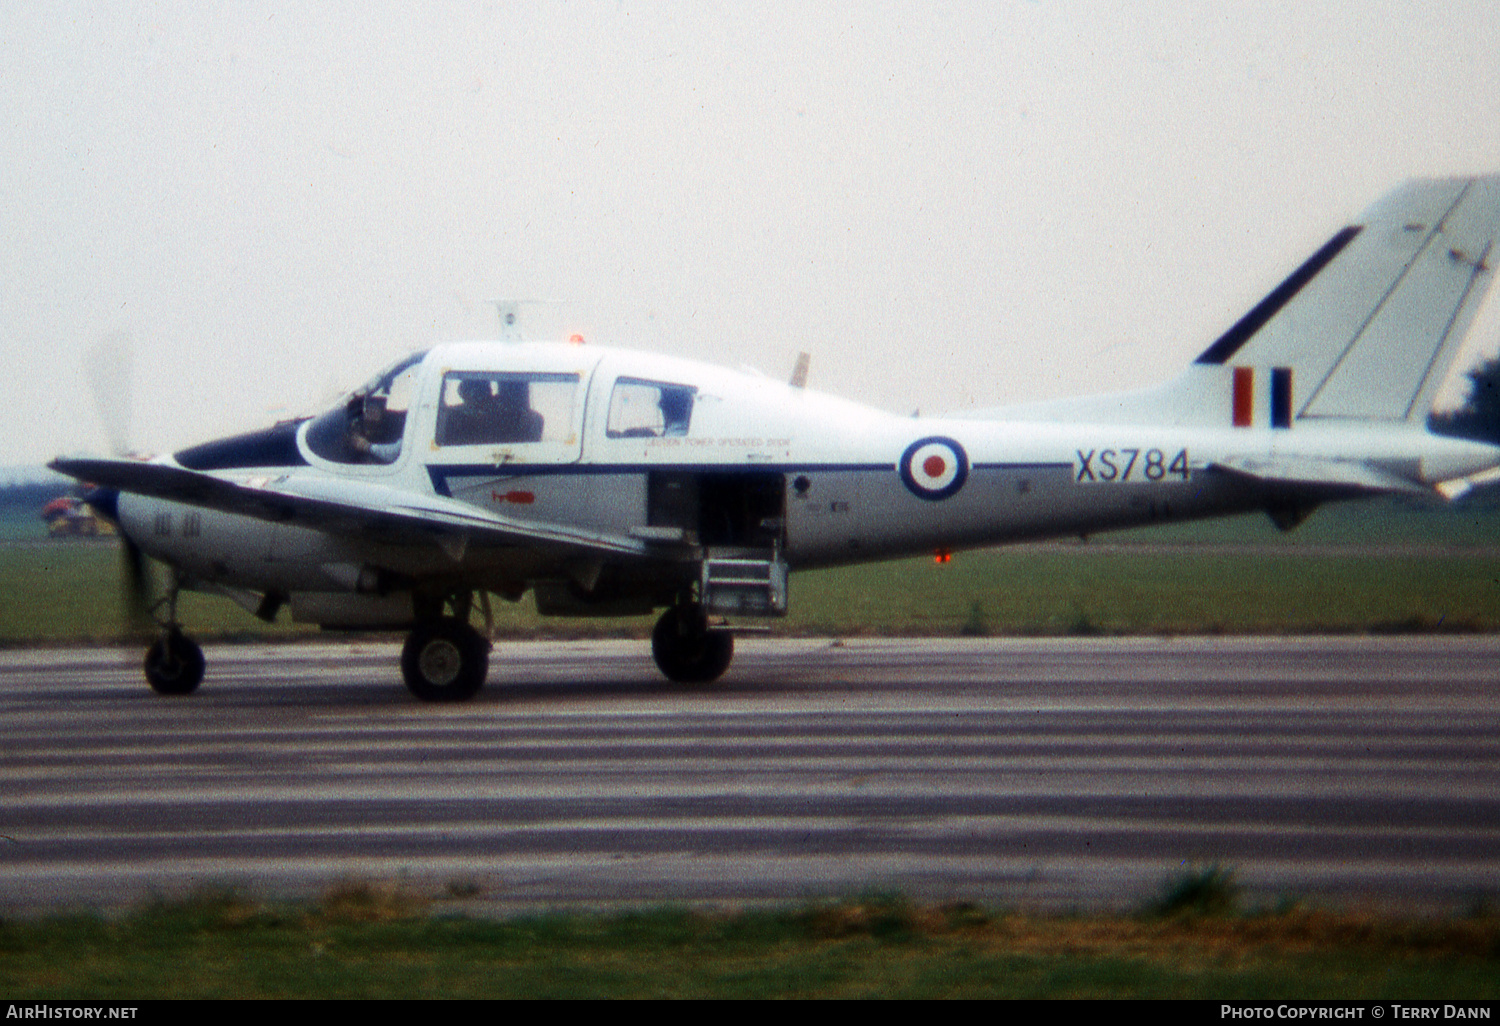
[899,436,969,500]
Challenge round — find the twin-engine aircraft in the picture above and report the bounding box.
[53,176,1500,700]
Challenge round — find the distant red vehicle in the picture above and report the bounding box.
[41,496,112,537]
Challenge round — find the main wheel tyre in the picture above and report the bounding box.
[144,630,205,695]
[401,617,489,702]
[651,606,734,684]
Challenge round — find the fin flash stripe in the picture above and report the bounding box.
[1271,367,1293,429]
[1232,367,1254,427]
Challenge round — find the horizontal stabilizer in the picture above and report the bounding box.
[1211,455,1429,496]
[1434,464,1500,502]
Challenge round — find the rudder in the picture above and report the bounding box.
[1196,176,1500,426]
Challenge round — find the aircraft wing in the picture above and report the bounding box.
[49,457,658,559]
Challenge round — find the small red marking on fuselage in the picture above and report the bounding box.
[923,455,947,478]
[492,490,536,504]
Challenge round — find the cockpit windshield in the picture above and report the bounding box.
[304,349,428,465]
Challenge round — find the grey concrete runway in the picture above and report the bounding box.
[1,636,1497,915]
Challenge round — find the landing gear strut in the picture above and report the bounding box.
[651,603,734,684]
[401,614,490,702]
[142,575,204,695]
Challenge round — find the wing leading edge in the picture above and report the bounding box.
[49,457,655,560]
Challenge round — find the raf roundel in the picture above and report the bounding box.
[899,436,969,501]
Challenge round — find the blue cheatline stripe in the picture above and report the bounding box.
[972,462,1074,471]
[426,461,895,496]
[424,460,1072,496]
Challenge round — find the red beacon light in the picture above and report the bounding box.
[568,333,586,345]
[933,548,952,564]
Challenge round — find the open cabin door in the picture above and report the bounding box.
[648,469,788,616]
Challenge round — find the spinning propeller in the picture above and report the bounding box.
[81,332,153,634]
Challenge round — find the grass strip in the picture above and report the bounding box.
[4,542,1500,644]
[2,882,1498,999]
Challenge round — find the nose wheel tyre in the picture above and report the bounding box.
[144,629,205,695]
[401,617,490,702]
[652,605,734,684]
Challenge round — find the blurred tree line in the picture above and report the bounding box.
[1430,358,1500,443]
[0,481,63,515]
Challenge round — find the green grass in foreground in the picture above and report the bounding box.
[2,881,1498,999]
[0,544,317,644]
[4,536,1500,643]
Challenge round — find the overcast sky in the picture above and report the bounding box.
[5,1,1500,467]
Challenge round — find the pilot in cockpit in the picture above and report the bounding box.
[346,392,402,463]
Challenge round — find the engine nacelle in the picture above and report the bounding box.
[288,591,415,629]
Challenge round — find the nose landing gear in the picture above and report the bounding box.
[141,575,205,695]
[144,626,205,695]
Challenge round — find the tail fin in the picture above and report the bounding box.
[979,176,1500,428]
[1198,176,1500,426]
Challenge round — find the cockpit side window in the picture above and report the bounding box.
[435,371,580,447]
[606,378,696,438]
[304,350,426,465]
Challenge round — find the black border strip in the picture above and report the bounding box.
[1195,225,1363,365]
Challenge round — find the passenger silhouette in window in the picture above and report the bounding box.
[659,388,692,436]
[443,378,544,445]
[606,378,696,438]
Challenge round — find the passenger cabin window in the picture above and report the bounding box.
[436,372,579,446]
[304,350,426,465]
[607,378,696,438]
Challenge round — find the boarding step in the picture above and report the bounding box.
[700,549,788,617]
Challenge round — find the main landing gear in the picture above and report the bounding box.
[399,598,725,701]
[400,615,490,702]
[398,591,493,702]
[651,603,734,684]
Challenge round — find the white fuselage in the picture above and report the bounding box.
[117,341,1500,621]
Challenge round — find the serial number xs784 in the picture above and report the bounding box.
[1075,447,1191,484]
